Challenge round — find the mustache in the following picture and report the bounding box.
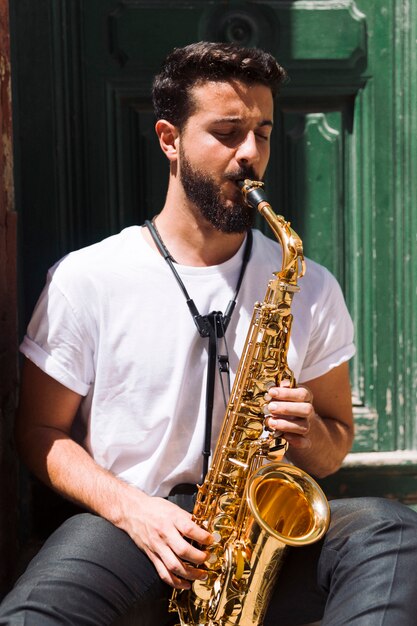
[225,166,260,182]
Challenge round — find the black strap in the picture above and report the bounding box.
[146,219,252,338]
[203,314,218,477]
[146,219,213,337]
[145,220,253,479]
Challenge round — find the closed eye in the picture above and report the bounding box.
[213,129,237,138]
[255,133,270,142]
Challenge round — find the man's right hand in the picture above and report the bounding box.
[119,489,214,589]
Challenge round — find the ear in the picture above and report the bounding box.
[155,119,179,162]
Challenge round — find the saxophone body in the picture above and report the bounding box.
[170,180,330,626]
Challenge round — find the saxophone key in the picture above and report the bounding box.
[218,492,240,516]
[228,457,249,470]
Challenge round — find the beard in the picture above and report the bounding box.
[179,149,259,234]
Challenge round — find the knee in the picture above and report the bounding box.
[44,512,127,550]
[328,497,417,551]
[331,496,417,524]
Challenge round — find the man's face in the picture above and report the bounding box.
[177,80,274,233]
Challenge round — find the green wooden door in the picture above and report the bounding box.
[11,0,417,529]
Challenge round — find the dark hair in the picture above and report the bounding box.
[152,41,287,128]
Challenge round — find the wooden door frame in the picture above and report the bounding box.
[0,0,18,598]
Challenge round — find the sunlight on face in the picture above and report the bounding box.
[178,80,274,232]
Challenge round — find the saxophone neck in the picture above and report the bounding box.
[239,179,306,285]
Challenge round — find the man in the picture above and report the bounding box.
[1,42,417,626]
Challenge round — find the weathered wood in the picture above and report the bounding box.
[0,0,18,598]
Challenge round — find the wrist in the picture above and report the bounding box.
[107,479,149,532]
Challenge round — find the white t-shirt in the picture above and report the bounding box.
[20,226,355,496]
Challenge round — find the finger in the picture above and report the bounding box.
[170,523,213,566]
[298,384,314,404]
[174,540,209,566]
[267,385,313,404]
[267,400,315,419]
[266,415,310,436]
[178,517,214,547]
[156,543,208,584]
[149,551,192,590]
[171,562,208,583]
[263,415,311,450]
[284,433,312,449]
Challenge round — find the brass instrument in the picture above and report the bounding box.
[170,180,330,626]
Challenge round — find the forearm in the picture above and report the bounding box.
[15,360,214,590]
[16,425,214,589]
[285,412,353,478]
[16,425,146,531]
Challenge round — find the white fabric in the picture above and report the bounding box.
[20,226,355,496]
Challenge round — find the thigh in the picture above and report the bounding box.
[265,497,417,626]
[0,513,170,626]
[264,497,393,626]
[318,497,417,626]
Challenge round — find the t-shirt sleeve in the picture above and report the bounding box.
[298,268,355,383]
[20,272,94,396]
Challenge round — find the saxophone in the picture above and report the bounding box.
[170,180,330,626]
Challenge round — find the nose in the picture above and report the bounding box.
[235,131,260,167]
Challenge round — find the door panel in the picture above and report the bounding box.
[11,0,417,529]
[282,109,345,280]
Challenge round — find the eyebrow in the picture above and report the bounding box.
[211,117,273,128]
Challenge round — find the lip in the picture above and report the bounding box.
[227,177,246,188]
[229,179,245,195]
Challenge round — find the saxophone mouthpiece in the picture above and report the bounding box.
[238,179,269,210]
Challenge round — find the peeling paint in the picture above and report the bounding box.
[1,130,14,210]
[386,387,392,415]
[0,0,19,594]
[0,46,14,213]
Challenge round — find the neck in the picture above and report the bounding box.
[144,193,247,267]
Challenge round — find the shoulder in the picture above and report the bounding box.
[55,227,140,269]
[300,257,345,313]
[250,228,335,290]
[48,226,148,288]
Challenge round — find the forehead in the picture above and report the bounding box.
[187,80,274,123]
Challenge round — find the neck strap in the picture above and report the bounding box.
[145,219,253,337]
[144,219,253,479]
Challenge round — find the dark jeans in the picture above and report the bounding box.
[1,498,417,625]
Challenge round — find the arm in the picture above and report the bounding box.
[15,358,212,589]
[266,361,354,478]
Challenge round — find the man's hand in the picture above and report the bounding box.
[262,362,354,477]
[120,491,213,589]
[265,380,315,449]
